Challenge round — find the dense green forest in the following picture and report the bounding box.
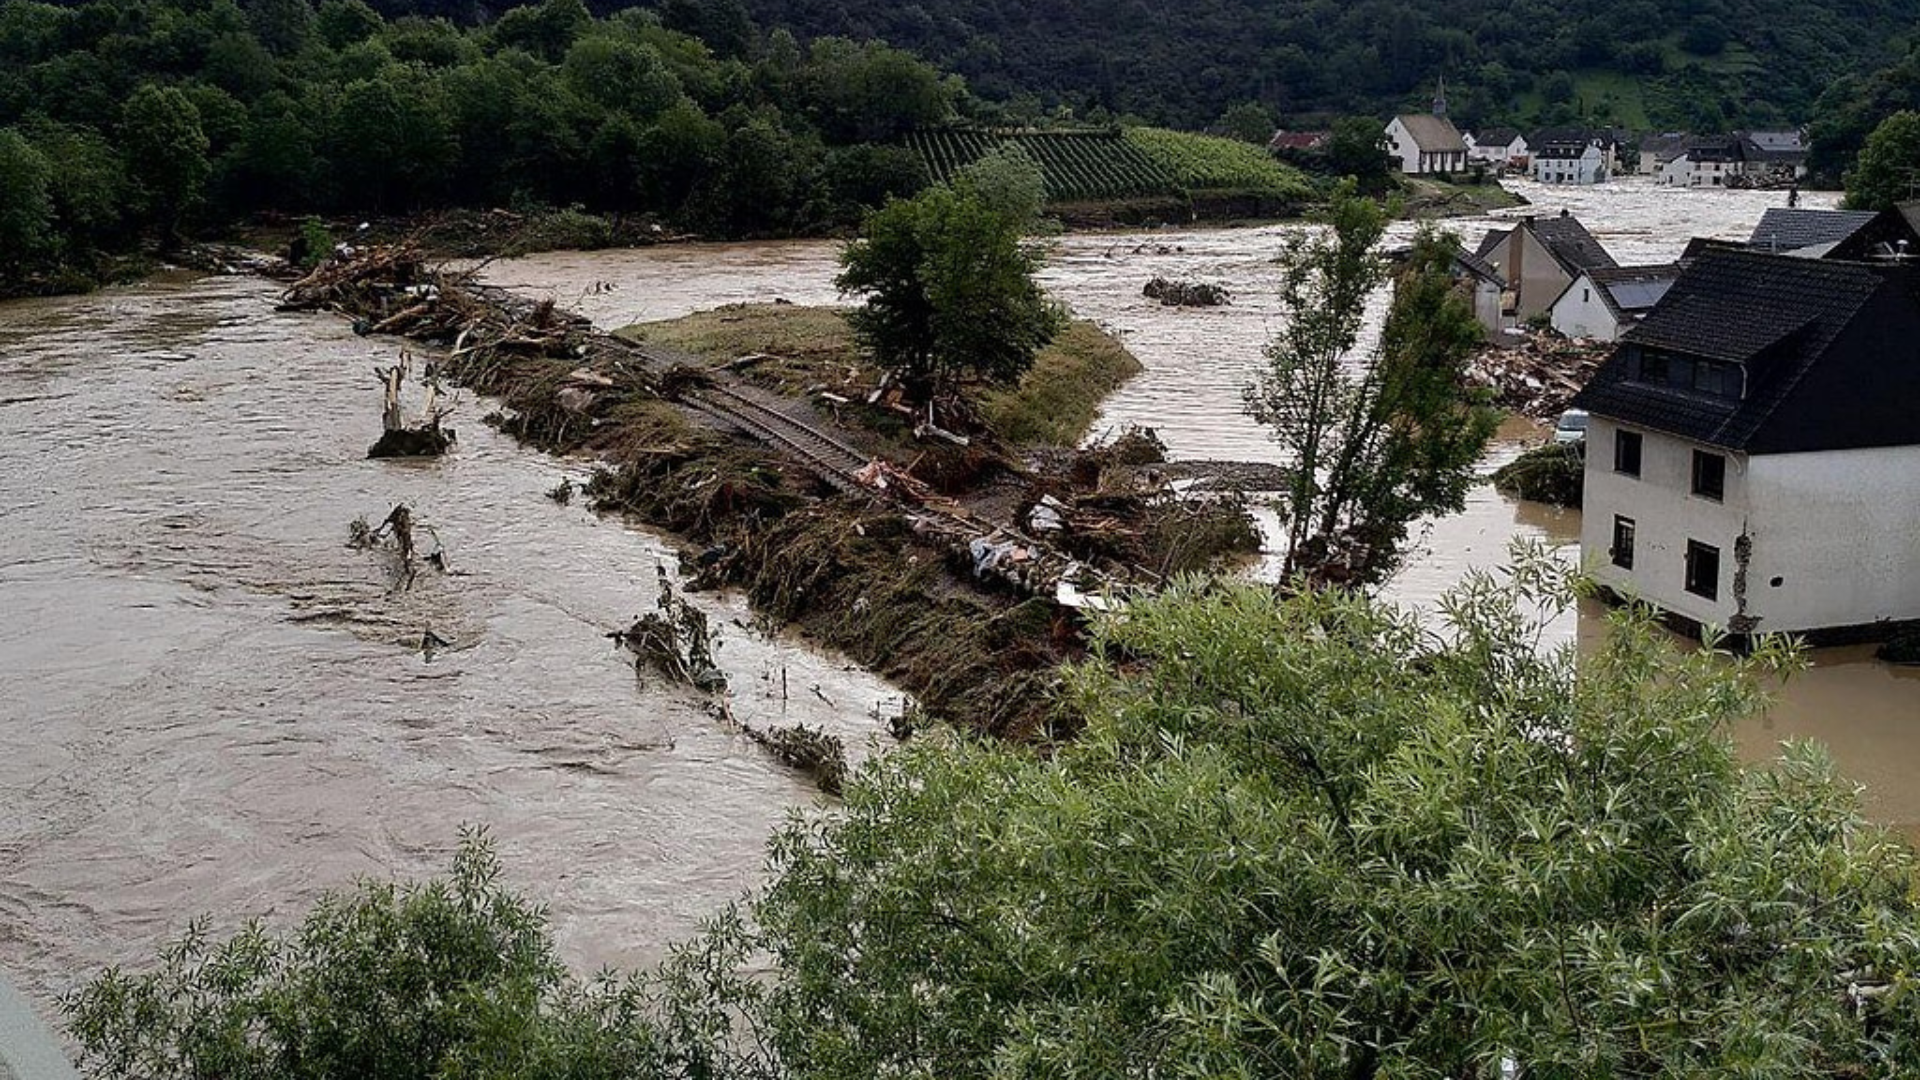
[696,0,1918,133]
[0,0,965,287]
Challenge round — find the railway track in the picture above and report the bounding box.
[682,384,872,495]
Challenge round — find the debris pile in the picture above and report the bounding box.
[286,242,1263,741]
[1467,334,1609,420]
[740,722,847,794]
[1143,277,1231,307]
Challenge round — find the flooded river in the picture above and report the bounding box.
[0,273,895,1020]
[3,178,1913,1031]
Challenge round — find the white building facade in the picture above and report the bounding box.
[1582,419,1920,634]
[1572,247,1920,640]
[1385,113,1469,175]
[1531,142,1606,184]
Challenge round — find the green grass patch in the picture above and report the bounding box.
[980,319,1144,446]
[1571,71,1652,129]
[619,303,1142,448]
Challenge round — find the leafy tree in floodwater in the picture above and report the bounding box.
[1246,180,1496,584]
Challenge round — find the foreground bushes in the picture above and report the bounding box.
[70,554,1920,1078]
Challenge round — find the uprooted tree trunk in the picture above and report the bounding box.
[349,503,444,590]
[368,351,456,458]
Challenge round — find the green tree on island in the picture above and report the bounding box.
[1844,109,1920,210]
[67,559,1920,1078]
[1246,182,1498,584]
[835,157,1060,408]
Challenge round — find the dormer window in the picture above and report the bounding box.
[1624,346,1741,399]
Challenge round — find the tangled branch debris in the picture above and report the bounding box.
[740,723,847,795]
[613,567,728,693]
[348,503,444,589]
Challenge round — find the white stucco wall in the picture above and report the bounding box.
[1741,447,1920,632]
[1385,117,1420,174]
[1530,146,1605,184]
[1549,273,1620,340]
[1583,419,1749,628]
[1583,418,1920,634]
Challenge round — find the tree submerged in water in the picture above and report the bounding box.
[1245,180,1499,586]
[65,553,1920,1079]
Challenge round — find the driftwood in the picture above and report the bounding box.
[349,503,444,590]
[368,350,456,458]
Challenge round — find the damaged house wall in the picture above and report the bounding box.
[1581,417,1751,629]
[1584,418,1920,637]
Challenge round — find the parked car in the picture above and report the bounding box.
[1553,408,1589,444]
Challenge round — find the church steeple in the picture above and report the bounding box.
[1432,74,1449,118]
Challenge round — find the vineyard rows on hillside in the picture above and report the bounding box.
[906,128,1313,205]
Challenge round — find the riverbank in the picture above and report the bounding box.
[285,248,1260,741]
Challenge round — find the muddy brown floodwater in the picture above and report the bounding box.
[0,272,898,1027]
[496,177,1919,836]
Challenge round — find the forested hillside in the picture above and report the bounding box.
[718,0,1920,131]
[0,0,956,289]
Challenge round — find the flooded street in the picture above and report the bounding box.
[0,274,894,1019]
[2,177,1911,1030]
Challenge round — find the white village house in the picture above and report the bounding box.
[1549,263,1680,341]
[1384,82,1468,175]
[1466,127,1528,168]
[1530,133,1608,184]
[1572,248,1920,639]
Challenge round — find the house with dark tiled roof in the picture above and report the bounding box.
[1571,247,1920,638]
[1658,135,1745,187]
[1745,206,1920,260]
[1450,247,1509,333]
[1736,129,1809,183]
[1474,209,1618,319]
[1549,263,1681,341]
